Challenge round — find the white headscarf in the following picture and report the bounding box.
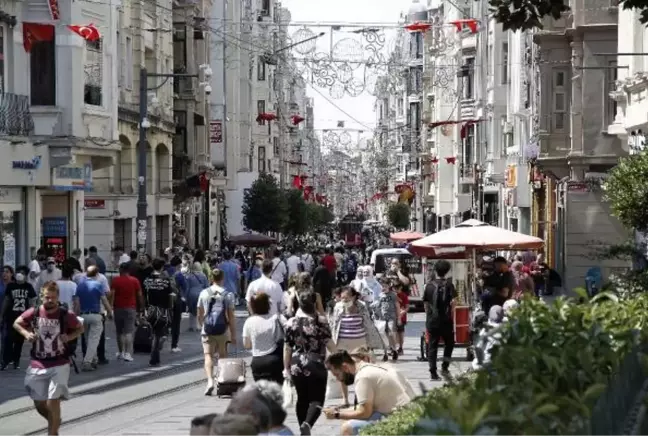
[361,266,382,302]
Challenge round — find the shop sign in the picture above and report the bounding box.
[42,217,67,237]
[505,165,517,188]
[12,156,42,170]
[210,120,223,144]
[52,164,93,191]
[84,199,105,209]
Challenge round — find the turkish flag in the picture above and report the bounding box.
[68,23,101,41]
[292,175,302,189]
[23,23,55,52]
[291,115,305,125]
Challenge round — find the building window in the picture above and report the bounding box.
[0,25,5,94]
[501,42,509,85]
[249,146,254,170]
[273,136,279,155]
[268,158,272,172]
[258,146,266,172]
[408,68,422,94]
[261,0,270,15]
[606,61,618,126]
[30,34,56,106]
[257,100,266,125]
[84,39,103,106]
[257,56,266,81]
[410,32,423,59]
[463,57,475,99]
[463,124,475,177]
[552,70,567,132]
[173,24,187,94]
[125,37,133,90]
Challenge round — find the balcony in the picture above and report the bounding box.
[0,93,34,136]
[570,0,617,28]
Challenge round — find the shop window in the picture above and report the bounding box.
[258,146,266,172]
[0,212,20,269]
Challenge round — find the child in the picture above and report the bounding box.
[327,287,342,317]
[395,281,409,355]
[371,278,400,361]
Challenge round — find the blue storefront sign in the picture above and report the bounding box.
[42,217,67,237]
[51,163,93,191]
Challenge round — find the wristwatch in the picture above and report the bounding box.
[334,410,340,419]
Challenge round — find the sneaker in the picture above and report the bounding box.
[122,353,134,362]
[299,422,312,436]
[204,382,214,396]
[171,347,182,353]
[82,363,96,372]
[391,349,399,361]
[115,352,123,360]
[397,347,404,355]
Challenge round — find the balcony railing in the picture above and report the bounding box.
[0,93,34,136]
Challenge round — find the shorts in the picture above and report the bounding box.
[24,364,71,401]
[201,333,229,357]
[397,321,407,333]
[114,308,137,335]
[346,411,384,435]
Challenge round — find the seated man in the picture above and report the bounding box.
[324,350,413,435]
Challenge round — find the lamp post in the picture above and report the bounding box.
[137,66,212,253]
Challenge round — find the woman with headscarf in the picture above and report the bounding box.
[329,286,384,406]
[359,266,382,304]
[510,261,535,300]
[185,261,209,331]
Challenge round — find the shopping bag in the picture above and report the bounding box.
[282,379,295,409]
[325,370,343,401]
[373,319,390,347]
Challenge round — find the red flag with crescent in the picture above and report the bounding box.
[67,23,101,41]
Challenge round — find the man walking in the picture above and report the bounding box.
[75,266,113,371]
[422,260,457,380]
[245,260,284,316]
[142,259,175,366]
[13,281,84,435]
[110,263,144,361]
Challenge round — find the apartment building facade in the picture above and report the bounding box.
[0,0,119,266]
[532,0,629,290]
[83,0,173,262]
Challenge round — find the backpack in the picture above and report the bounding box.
[204,291,229,336]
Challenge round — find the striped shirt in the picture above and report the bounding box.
[339,313,366,339]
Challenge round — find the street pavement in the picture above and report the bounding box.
[11,313,472,436]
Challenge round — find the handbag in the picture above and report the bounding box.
[282,379,295,409]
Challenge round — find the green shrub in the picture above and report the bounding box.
[362,293,648,435]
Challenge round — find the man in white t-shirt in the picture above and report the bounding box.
[27,249,43,291]
[37,257,62,290]
[112,246,131,268]
[56,265,78,310]
[197,269,236,395]
[269,249,287,286]
[246,260,285,316]
[285,250,302,277]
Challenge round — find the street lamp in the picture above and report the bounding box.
[136,64,212,253]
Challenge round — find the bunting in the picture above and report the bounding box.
[449,19,478,33]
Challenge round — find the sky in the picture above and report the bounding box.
[279,0,413,146]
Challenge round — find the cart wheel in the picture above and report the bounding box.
[466,348,474,361]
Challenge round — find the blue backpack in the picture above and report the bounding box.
[204,293,229,336]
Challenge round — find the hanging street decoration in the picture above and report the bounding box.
[445,157,457,164]
[405,22,431,32]
[67,23,101,41]
[47,0,60,20]
[256,112,277,123]
[290,115,305,125]
[449,19,479,33]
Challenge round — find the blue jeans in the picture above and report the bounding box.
[346,412,384,435]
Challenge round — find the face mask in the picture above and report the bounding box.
[341,371,355,386]
[47,264,55,272]
[15,273,25,282]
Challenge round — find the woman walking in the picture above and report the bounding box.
[185,261,209,331]
[329,286,383,406]
[285,273,325,318]
[283,290,334,435]
[242,292,285,385]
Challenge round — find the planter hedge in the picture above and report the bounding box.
[362,291,648,435]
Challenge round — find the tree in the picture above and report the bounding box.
[283,189,309,235]
[387,202,410,230]
[241,172,286,234]
[604,152,648,232]
[305,203,335,231]
[484,0,648,32]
